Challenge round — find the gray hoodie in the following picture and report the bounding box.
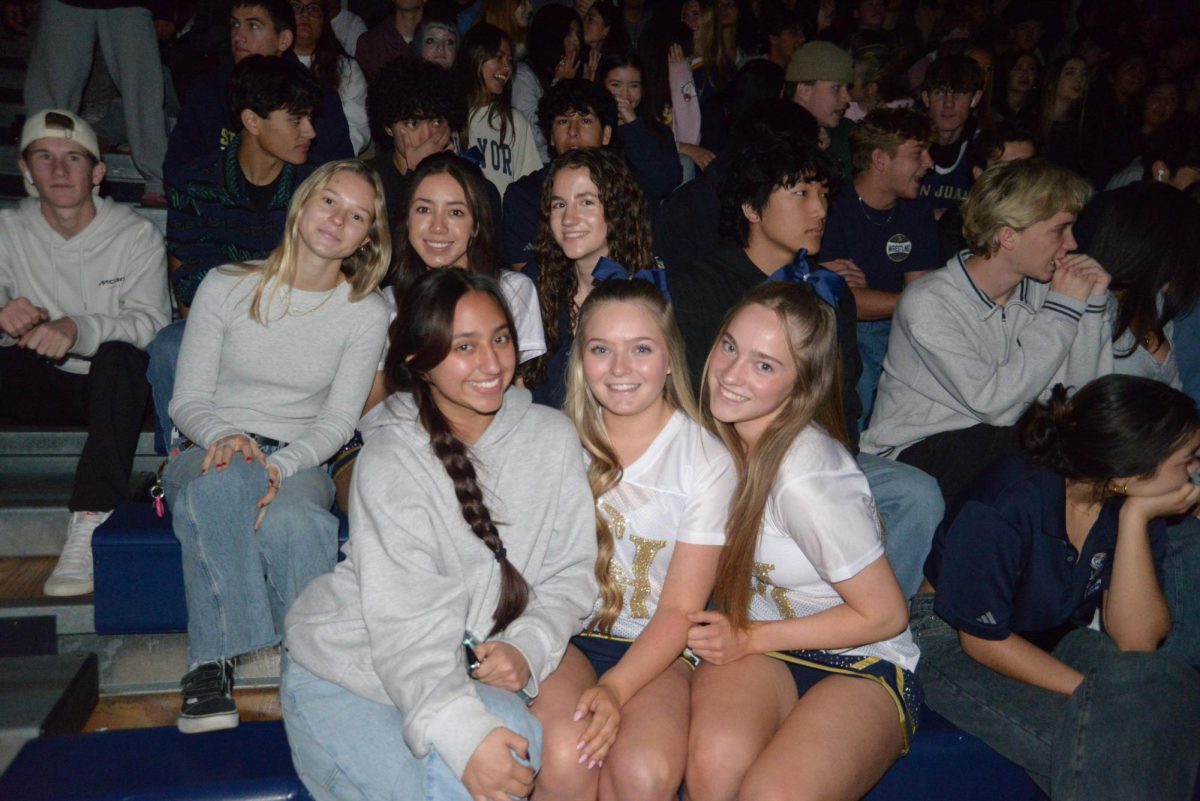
[285,387,597,780]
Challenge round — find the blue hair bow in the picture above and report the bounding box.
[591,256,672,303]
[765,249,847,312]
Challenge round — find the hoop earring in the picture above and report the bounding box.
[1110,480,1128,496]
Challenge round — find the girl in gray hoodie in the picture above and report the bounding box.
[283,268,598,801]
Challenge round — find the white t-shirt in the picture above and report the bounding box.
[466,106,544,200]
[376,270,546,370]
[591,412,735,639]
[751,424,920,672]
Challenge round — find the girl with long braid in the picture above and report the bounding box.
[281,268,598,801]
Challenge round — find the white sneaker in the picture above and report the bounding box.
[43,510,113,597]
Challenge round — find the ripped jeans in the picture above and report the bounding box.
[162,446,337,666]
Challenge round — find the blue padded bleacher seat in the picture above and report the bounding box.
[92,502,350,635]
[0,721,314,801]
[92,503,187,634]
[7,708,1188,800]
[0,713,1051,801]
[864,708,1047,800]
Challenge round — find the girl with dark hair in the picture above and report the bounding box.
[597,50,682,153]
[536,279,735,800]
[331,152,539,511]
[526,147,660,407]
[1038,56,1089,176]
[582,2,627,68]
[684,281,919,800]
[912,375,1200,799]
[282,268,598,801]
[393,152,546,366]
[290,0,369,152]
[516,4,586,161]
[992,49,1039,127]
[1076,182,1200,386]
[455,24,544,196]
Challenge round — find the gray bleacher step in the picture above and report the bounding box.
[0,596,94,636]
[0,429,159,482]
[0,428,156,457]
[58,634,281,695]
[0,508,71,557]
[0,652,98,774]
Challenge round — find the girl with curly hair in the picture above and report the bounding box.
[455,24,545,197]
[525,147,659,407]
[534,277,736,800]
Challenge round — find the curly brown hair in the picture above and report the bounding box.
[524,148,655,388]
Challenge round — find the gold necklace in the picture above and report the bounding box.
[286,284,340,317]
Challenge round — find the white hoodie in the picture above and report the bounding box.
[0,197,171,374]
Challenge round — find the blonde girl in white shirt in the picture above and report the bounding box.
[684,281,922,801]
[535,275,736,801]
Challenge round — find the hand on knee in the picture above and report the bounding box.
[535,716,600,799]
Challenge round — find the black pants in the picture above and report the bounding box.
[897,423,1022,508]
[0,342,150,511]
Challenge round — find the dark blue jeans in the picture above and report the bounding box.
[910,594,1200,800]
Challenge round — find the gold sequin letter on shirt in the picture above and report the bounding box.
[753,562,797,620]
[599,502,626,540]
[600,502,666,619]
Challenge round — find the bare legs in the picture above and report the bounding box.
[685,654,903,801]
[533,646,694,801]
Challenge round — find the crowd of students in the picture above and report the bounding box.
[3,0,1200,799]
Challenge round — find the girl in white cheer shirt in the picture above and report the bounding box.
[537,277,736,801]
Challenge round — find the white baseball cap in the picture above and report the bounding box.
[19,109,102,197]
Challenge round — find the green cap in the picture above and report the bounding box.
[786,41,854,85]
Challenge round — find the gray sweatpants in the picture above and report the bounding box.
[24,0,167,194]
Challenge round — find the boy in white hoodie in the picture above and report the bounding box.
[0,110,171,596]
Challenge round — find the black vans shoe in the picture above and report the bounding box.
[178,660,238,734]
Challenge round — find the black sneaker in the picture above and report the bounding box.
[178,660,238,734]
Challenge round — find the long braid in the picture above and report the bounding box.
[414,383,529,636]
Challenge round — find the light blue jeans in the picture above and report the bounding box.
[855,319,892,431]
[162,446,337,665]
[281,660,543,801]
[858,452,943,599]
[146,318,186,454]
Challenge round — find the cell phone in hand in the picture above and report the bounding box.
[463,632,482,675]
[463,630,534,707]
